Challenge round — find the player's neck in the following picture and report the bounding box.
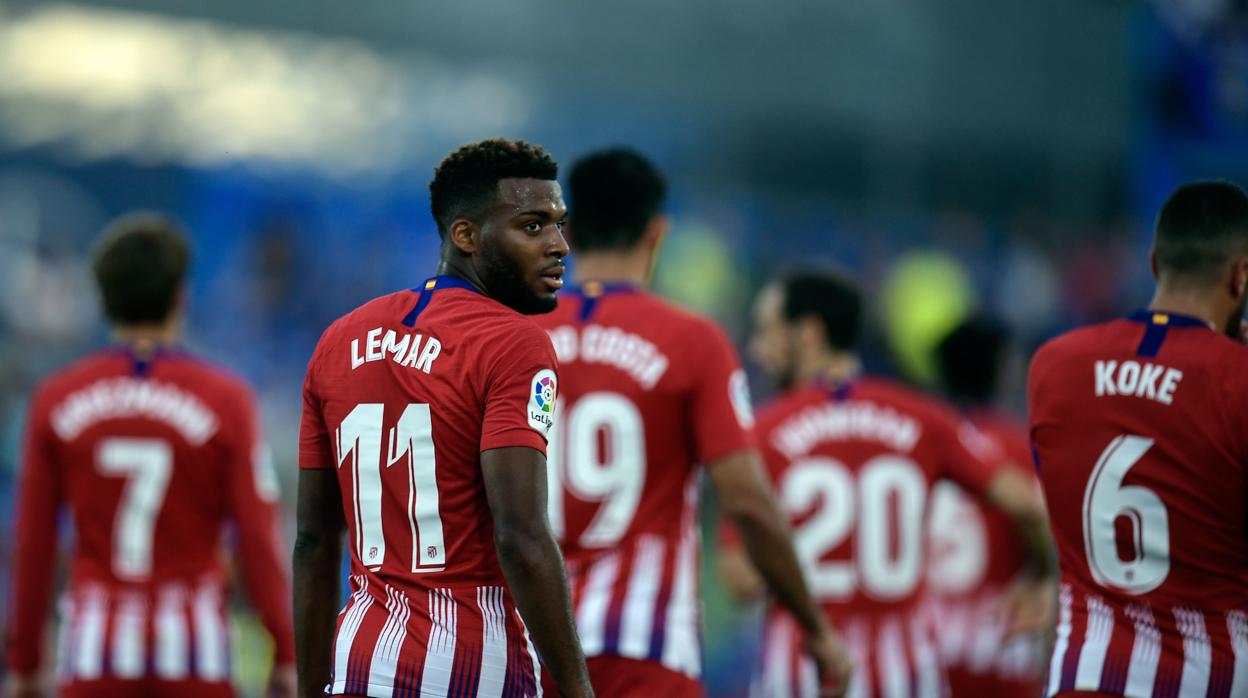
[1149,286,1221,330]
[572,252,651,287]
[435,258,489,294]
[112,322,181,354]
[803,351,861,386]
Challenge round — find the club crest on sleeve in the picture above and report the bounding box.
[528,369,557,435]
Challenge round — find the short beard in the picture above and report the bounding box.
[478,239,556,315]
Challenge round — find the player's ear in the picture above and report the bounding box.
[448,218,479,255]
[642,215,669,282]
[1233,258,1248,299]
[796,315,825,353]
[1148,247,1159,280]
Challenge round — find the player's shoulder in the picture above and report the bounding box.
[160,351,256,404]
[857,375,956,419]
[755,384,825,432]
[1031,320,1130,370]
[316,289,415,348]
[27,350,120,406]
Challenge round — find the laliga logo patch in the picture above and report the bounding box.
[528,369,557,435]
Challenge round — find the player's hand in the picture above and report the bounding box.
[4,673,49,698]
[267,663,297,698]
[805,629,853,698]
[1000,575,1057,639]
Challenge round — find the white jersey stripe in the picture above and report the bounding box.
[193,584,228,681]
[476,586,508,698]
[1176,608,1212,696]
[878,617,911,698]
[520,613,542,698]
[54,594,75,680]
[330,575,373,695]
[762,616,793,697]
[661,477,701,677]
[1227,611,1248,698]
[617,535,666,659]
[420,588,458,698]
[367,584,410,690]
[111,593,145,679]
[1047,584,1073,697]
[1074,594,1113,689]
[909,612,942,698]
[576,552,621,656]
[1123,603,1160,697]
[74,585,107,680]
[842,620,870,698]
[798,654,818,698]
[154,586,189,679]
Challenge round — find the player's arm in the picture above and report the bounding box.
[481,447,593,698]
[984,465,1058,635]
[224,391,296,697]
[5,390,63,698]
[709,451,831,633]
[292,361,345,698]
[716,521,764,603]
[951,421,1057,636]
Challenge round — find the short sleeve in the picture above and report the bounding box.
[690,321,757,465]
[480,322,559,455]
[936,415,1003,497]
[299,342,334,470]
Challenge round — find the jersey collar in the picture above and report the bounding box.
[401,274,483,327]
[569,281,642,322]
[1125,309,1214,330]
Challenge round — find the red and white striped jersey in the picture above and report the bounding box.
[5,347,294,684]
[746,378,1000,698]
[299,277,556,697]
[1030,311,1248,698]
[533,284,757,679]
[924,410,1046,697]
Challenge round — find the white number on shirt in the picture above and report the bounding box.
[337,403,445,572]
[98,437,173,580]
[782,455,926,600]
[546,392,646,548]
[1083,435,1170,594]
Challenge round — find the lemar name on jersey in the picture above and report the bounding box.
[350,327,443,373]
[1093,359,1183,405]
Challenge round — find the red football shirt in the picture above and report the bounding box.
[5,347,293,684]
[925,409,1046,698]
[747,377,997,698]
[532,283,756,679]
[299,276,557,698]
[1029,310,1248,698]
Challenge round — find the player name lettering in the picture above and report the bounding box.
[771,400,921,459]
[546,324,670,389]
[1093,359,1182,405]
[50,376,219,444]
[351,327,442,373]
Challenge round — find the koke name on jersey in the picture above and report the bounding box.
[350,327,442,373]
[547,324,670,389]
[1093,359,1183,405]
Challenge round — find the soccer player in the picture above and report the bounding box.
[4,214,296,698]
[928,317,1048,697]
[1029,180,1248,698]
[534,148,850,698]
[722,270,1055,698]
[293,140,592,698]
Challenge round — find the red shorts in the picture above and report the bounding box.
[61,678,235,698]
[540,656,704,697]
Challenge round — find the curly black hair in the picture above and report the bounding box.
[429,138,558,238]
